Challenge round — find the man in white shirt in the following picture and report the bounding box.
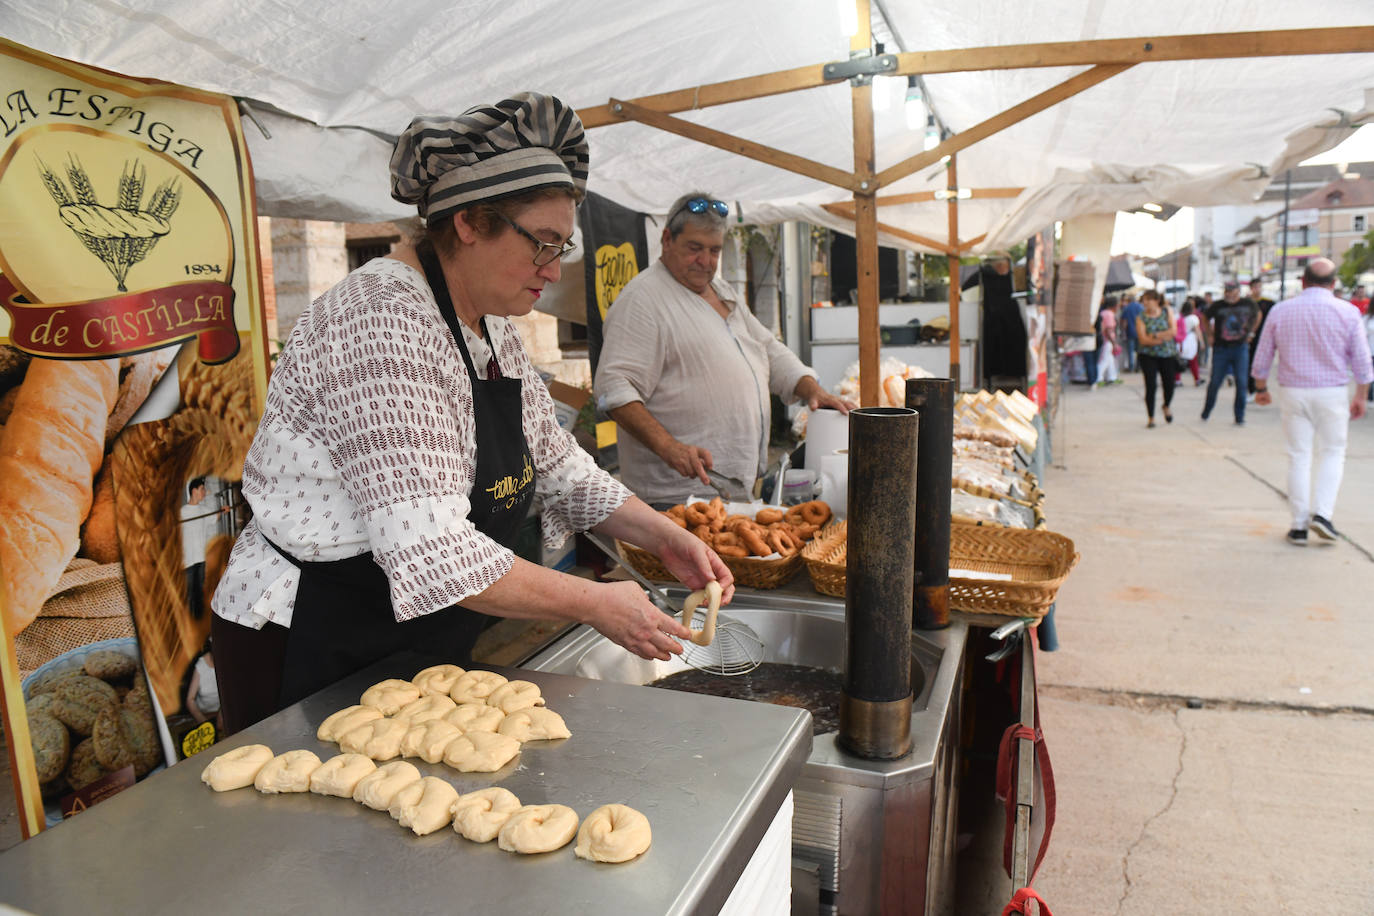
[180,477,222,620]
[595,193,850,506]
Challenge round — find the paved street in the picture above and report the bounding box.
[1024,370,1374,915]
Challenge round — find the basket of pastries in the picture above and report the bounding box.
[800,520,847,598]
[947,522,1078,618]
[801,520,1077,618]
[617,497,833,589]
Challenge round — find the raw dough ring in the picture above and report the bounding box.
[498,804,580,854]
[316,705,383,742]
[680,580,724,646]
[485,680,544,713]
[575,803,652,863]
[451,786,522,843]
[389,776,460,835]
[359,679,421,716]
[309,753,377,797]
[442,730,521,773]
[393,693,457,725]
[411,664,466,697]
[254,749,322,794]
[497,707,571,742]
[449,670,508,704]
[201,744,274,792]
[443,703,505,734]
[352,760,422,810]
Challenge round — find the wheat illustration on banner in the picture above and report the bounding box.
[36,154,182,292]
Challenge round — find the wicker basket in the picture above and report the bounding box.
[616,539,803,589]
[800,521,1078,618]
[801,521,848,598]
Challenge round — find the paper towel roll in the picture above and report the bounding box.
[804,409,849,471]
[819,450,848,519]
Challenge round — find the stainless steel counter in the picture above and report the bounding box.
[0,653,812,916]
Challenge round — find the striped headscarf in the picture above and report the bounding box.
[389,92,588,225]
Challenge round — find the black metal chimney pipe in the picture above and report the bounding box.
[839,406,917,760]
[907,378,954,630]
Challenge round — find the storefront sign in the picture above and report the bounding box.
[0,38,268,839]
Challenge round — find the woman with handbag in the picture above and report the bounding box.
[1134,290,1179,428]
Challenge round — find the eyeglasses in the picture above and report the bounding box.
[668,196,730,226]
[495,212,576,266]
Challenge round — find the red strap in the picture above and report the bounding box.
[1002,886,1054,916]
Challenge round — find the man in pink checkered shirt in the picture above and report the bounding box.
[1251,258,1372,546]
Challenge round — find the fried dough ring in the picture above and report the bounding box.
[755,507,785,525]
[795,500,832,527]
[767,528,799,557]
[738,524,771,557]
[663,511,687,529]
[690,523,713,543]
[684,502,712,527]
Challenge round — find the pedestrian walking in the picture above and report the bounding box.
[1121,294,1143,371]
[1251,259,1372,546]
[1200,280,1260,425]
[1094,297,1119,387]
[1245,277,1275,394]
[1134,290,1178,428]
[1178,301,1202,385]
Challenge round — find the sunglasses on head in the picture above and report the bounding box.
[669,196,730,224]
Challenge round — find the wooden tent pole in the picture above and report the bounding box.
[948,154,962,389]
[851,0,880,407]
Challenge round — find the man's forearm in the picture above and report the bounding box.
[608,401,677,460]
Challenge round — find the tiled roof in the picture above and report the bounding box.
[1291,177,1374,210]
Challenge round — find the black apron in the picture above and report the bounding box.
[271,245,536,707]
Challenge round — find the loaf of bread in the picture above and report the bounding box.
[0,358,119,636]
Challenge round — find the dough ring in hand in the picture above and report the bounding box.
[202,744,275,792]
[574,804,652,863]
[498,804,580,854]
[411,664,466,697]
[389,776,459,835]
[485,679,544,713]
[451,786,522,843]
[449,670,508,704]
[680,580,724,646]
[254,750,322,794]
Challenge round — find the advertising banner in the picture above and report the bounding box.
[0,39,268,838]
[579,191,648,374]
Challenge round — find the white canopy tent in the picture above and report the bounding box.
[4,1,1372,400]
[6,1,1371,244]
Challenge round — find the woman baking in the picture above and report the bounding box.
[211,92,731,734]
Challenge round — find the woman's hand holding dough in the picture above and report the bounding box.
[587,580,693,662]
[653,524,735,606]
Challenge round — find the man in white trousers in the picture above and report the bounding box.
[1251,258,1371,546]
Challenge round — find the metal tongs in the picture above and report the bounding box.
[705,468,747,502]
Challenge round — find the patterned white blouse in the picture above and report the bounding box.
[212,257,630,629]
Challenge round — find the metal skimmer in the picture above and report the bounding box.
[584,532,764,676]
